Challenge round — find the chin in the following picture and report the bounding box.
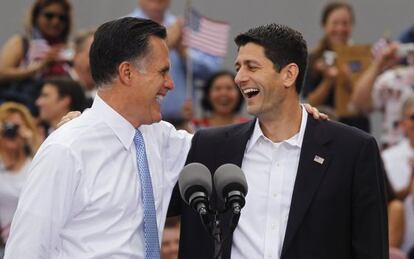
[246,107,259,117]
[151,113,162,123]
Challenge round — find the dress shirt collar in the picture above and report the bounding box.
[91,94,136,150]
[246,105,308,152]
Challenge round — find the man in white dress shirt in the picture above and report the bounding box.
[4,17,192,259]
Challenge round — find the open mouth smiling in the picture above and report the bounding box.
[243,88,260,98]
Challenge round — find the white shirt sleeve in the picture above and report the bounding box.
[162,122,192,184]
[4,143,81,259]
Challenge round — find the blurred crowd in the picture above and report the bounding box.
[1,0,414,258]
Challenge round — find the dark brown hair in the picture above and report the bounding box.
[26,0,72,42]
[321,1,354,27]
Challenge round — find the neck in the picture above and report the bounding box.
[74,68,95,91]
[98,88,142,128]
[144,10,164,24]
[0,148,27,172]
[409,137,414,149]
[258,99,302,143]
[208,113,238,126]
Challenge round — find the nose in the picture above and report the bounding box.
[164,74,174,90]
[235,68,247,86]
[35,97,42,107]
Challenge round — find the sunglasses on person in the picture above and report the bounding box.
[42,11,68,22]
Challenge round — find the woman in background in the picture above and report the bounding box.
[191,70,247,129]
[0,0,73,114]
[0,102,41,246]
[302,1,370,131]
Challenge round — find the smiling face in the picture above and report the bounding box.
[208,74,241,116]
[235,42,286,119]
[36,3,68,40]
[323,7,353,46]
[128,36,174,125]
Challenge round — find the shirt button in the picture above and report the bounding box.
[272,225,276,230]
[273,193,278,198]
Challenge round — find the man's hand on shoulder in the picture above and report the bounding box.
[303,103,329,121]
[57,111,82,128]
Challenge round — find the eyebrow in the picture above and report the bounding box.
[234,60,261,67]
[160,65,170,73]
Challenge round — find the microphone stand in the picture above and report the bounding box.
[212,213,222,259]
[198,209,223,259]
[198,193,245,259]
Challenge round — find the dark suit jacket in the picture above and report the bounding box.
[168,116,389,259]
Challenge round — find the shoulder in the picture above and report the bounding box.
[0,34,24,56]
[43,110,104,150]
[141,120,192,143]
[195,120,252,138]
[311,118,376,147]
[382,140,407,158]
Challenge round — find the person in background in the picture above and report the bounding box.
[303,1,358,130]
[302,1,370,132]
[161,217,180,259]
[192,70,247,129]
[0,0,73,114]
[36,77,86,134]
[0,102,41,246]
[382,95,414,201]
[128,0,222,127]
[70,29,96,107]
[351,42,411,148]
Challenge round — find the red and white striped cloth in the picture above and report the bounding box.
[183,8,230,57]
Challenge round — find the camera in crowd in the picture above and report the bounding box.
[1,122,19,139]
[322,50,337,66]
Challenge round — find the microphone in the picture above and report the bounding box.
[178,163,212,215]
[214,164,248,215]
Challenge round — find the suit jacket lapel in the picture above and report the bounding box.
[215,119,256,168]
[281,117,333,257]
[215,119,255,259]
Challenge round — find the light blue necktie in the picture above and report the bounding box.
[134,129,160,259]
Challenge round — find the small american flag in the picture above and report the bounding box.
[313,155,325,165]
[183,8,230,57]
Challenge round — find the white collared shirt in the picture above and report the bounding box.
[4,95,192,259]
[382,138,414,192]
[231,106,308,259]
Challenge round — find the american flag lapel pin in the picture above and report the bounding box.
[313,155,325,165]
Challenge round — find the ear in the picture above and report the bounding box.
[118,61,134,86]
[281,63,299,89]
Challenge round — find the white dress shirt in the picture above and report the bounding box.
[4,95,192,259]
[231,106,308,259]
[382,138,414,192]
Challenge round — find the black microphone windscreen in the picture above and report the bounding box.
[214,164,248,202]
[178,163,212,204]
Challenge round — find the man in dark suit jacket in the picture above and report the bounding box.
[168,23,388,259]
